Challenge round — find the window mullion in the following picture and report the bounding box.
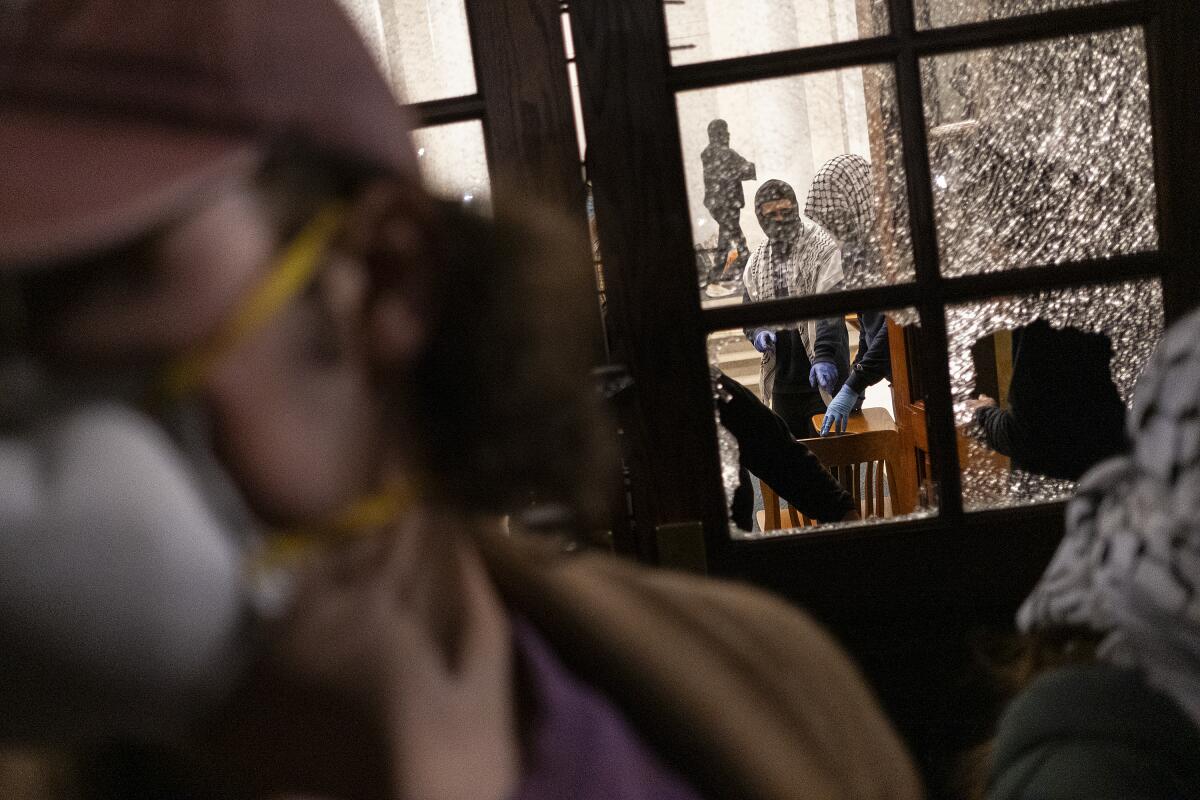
[890,0,963,522]
[668,1,1152,94]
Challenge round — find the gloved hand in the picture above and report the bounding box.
[821,384,861,435]
[752,330,777,353]
[809,362,838,394]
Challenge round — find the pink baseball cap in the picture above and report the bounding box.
[0,0,419,269]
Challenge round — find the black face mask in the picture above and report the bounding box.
[754,180,802,243]
[758,206,801,242]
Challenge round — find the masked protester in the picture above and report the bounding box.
[805,155,893,436]
[0,2,921,800]
[742,179,850,438]
[701,119,756,282]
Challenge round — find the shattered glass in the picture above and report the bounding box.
[950,279,1164,511]
[924,27,1157,277]
[666,0,888,67]
[676,64,913,310]
[711,366,743,510]
[707,315,936,539]
[334,0,476,104]
[411,121,492,212]
[915,0,1121,29]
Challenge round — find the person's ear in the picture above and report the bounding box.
[342,179,439,371]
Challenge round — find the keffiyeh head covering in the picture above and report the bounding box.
[805,155,881,289]
[743,180,838,366]
[805,155,874,243]
[1019,307,1200,727]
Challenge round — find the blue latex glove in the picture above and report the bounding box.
[821,384,861,436]
[809,362,838,393]
[752,330,777,353]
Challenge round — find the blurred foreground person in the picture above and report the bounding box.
[974,310,1200,799]
[0,2,921,799]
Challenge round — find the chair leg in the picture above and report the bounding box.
[875,460,886,518]
[785,504,802,529]
[864,461,875,518]
[761,481,782,530]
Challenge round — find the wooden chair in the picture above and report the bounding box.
[758,407,904,531]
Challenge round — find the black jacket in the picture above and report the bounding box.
[745,316,851,397]
[974,320,1127,481]
[716,371,854,528]
[845,311,891,394]
[988,663,1200,800]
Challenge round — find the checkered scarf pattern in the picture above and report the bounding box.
[805,154,881,288]
[805,155,874,242]
[1019,308,1200,728]
[742,223,838,357]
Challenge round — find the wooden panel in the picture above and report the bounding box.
[567,0,730,560]
[463,0,607,358]
[464,0,583,213]
[994,329,1013,406]
[1149,2,1200,323]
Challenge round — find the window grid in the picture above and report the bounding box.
[672,0,1165,531]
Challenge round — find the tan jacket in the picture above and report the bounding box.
[479,531,923,800]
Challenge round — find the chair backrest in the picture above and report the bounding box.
[759,426,902,530]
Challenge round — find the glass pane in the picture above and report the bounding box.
[677,64,913,312]
[335,0,477,104]
[924,27,1157,277]
[949,279,1163,511]
[411,121,491,211]
[666,0,889,67]
[915,0,1121,29]
[708,308,936,540]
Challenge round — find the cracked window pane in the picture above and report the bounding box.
[335,0,477,104]
[678,65,913,311]
[411,121,491,212]
[950,279,1163,511]
[915,0,1122,29]
[666,0,888,67]
[924,27,1157,277]
[707,310,935,540]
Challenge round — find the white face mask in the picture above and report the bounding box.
[0,400,254,744]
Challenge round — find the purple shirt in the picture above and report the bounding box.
[510,617,702,800]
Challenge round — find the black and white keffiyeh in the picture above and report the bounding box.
[742,224,839,357]
[805,154,882,289]
[1019,308,1200,728]
[805,154,874,240]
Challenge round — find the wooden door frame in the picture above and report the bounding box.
[567,0,1200,600]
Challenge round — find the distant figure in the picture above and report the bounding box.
[701,119,756,281]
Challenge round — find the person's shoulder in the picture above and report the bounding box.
[481,531,923,800]
[988,663,1200,800]
[806,223,838,253]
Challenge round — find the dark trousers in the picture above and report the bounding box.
[771,390,824,439]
